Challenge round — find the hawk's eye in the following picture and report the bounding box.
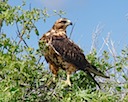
[61,21,67,23]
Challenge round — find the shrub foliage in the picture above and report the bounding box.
[0,0,128,102]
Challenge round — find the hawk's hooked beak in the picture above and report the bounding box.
[67,20,73,26]
[70,22,73,25]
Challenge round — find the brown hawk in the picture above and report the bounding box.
[39,18,109,87]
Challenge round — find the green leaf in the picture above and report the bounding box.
[35,28,39,36]
[116,86,121,92]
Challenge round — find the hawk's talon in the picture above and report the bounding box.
[61,74,71,86]
[64,80,71,86]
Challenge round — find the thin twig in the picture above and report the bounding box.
[37,55,42,65]
[110,40,117,58]
[0,19,3,34]
[29,3,31,11]
[91,23,104,52]
[103,35,117,61]
[16,22,29,48]
[97,32,110,56]
[69,18,78,39]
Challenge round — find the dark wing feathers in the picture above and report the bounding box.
[51,36,88,69]
[51,36,109,78]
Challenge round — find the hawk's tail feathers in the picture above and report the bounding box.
[86,71,101,88]
[86,65,110,78]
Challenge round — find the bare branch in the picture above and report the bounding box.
[16,22,29,48]
[110,40,117,58]
[103,33,117,61]
[29,3,31,11]
[97,33,110,56]
[69,18,78,39]
[91,23,104,52]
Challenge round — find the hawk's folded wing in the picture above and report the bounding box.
[51,36,109,78]
[51,36,88,69]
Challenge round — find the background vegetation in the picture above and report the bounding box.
[0,0,128,102]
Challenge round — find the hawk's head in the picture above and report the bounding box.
[52,18,72,31]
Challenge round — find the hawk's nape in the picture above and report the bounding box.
[39,18,109,88]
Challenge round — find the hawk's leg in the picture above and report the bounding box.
[63,64,76,86]
[52,74,57,82]
[49,64,59,82]
[46,64,59,86]
[64,73,71,86]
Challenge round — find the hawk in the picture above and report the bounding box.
[39,18,109,87]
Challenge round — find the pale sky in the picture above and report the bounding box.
[5,0,128,55]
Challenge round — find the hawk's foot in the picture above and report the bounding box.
[64,79,71,86]
[61,79,71,86]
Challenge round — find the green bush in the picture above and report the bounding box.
[0,0,128,101]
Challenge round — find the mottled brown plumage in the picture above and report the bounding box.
[39,18,109,87]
